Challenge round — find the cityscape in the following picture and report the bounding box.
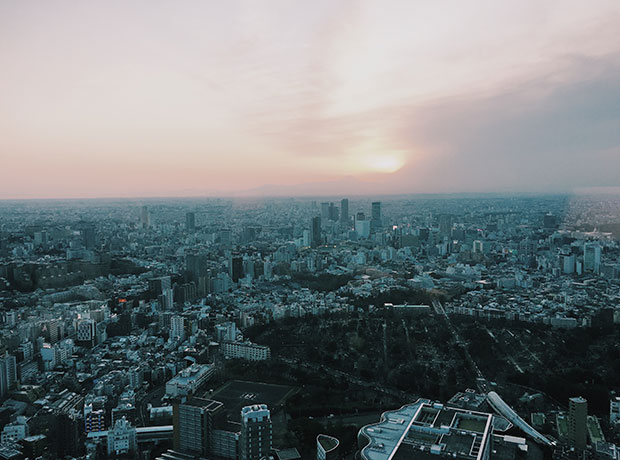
[2,1,620,460]
[0,194,619,460]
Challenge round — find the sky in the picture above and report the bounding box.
[1,0,620,199]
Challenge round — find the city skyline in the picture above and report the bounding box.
[2,1,620,199]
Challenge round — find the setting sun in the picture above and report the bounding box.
[361,153,406,174]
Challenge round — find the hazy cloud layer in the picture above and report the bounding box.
[1,1,619,198]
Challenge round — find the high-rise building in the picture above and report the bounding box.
[328,202,338,221]
[76,319,96,347]
[186,212,196,232]
[568,396,588,449]
[340,198,349,228]
[0,353,17,400]
[355,219,370,239]
[170,316,185,341]
[158,288,174,310]
[140,205,150,229]
[149,276,172,298]
[231,256,244,283]
[173,397,224,457]
[563,254,576,274]
[82,226,96,249]
[240,405,272,460]
[583,243,601,274]
[371,202,381,231]
[320,202,330,220]
[438,214,453,237]
[311,216,322,248]
[543,213,558,228]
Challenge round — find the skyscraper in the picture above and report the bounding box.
[371,201,382,231]
[311,216,322,248]
[140,205,150,229]
[583,242,601,273]
[320,202,330,220]
[340,198,349,228]
[438,214,453,237]
[82,226,96,249]
[240,405,272,460]
[568,396,587,449]
[173,398,224,457]
[0,353,17,400]
[186,212,196,232]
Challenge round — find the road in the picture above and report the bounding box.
[138,385,166,426]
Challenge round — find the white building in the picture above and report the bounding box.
[165,364,214,398]
[170,316,186,341]
[1,419,29,444]
[222,341,271,361]
[107,417,137,456]
[355,220,371,239]
[215,322,238,342]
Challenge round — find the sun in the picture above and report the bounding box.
[361,153,405,173]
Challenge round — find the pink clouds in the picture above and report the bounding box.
[0,1,619,198]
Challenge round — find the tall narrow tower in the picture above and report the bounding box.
[340,198,349,228]
[568,396,587,449]
[240,405,272,460]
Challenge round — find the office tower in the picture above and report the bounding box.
[170,316,185,341]
[328,202,338,221]
[583,242,601,273]
[418,228,430,241]
[321,202,330,220]
[219,229,232,248]
[149,276,172,297]
[173,398,224,457]
[158,288,174,310]
[76,319,96,348]
[140,205,150,229]
[82,226,96,249]
[186,212,196,232]
[240,405,272,460]
[186,253,210,281]
[231,256,244,283]
[311,216,322,248]
[355,219,371,239]
[340,198,349,228]
[563,254,576,274]
[0,353,17,399]
[568,396,588,449]
[371,201,382,231]
[543,213,558,228]
[438,214,453,237]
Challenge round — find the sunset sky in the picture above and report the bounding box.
[1,1,620,199]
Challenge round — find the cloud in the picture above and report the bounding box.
[393,53,620,193]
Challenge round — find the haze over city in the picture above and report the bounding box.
[2,0,620,199]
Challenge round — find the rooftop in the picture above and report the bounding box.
[359,400,493,460]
